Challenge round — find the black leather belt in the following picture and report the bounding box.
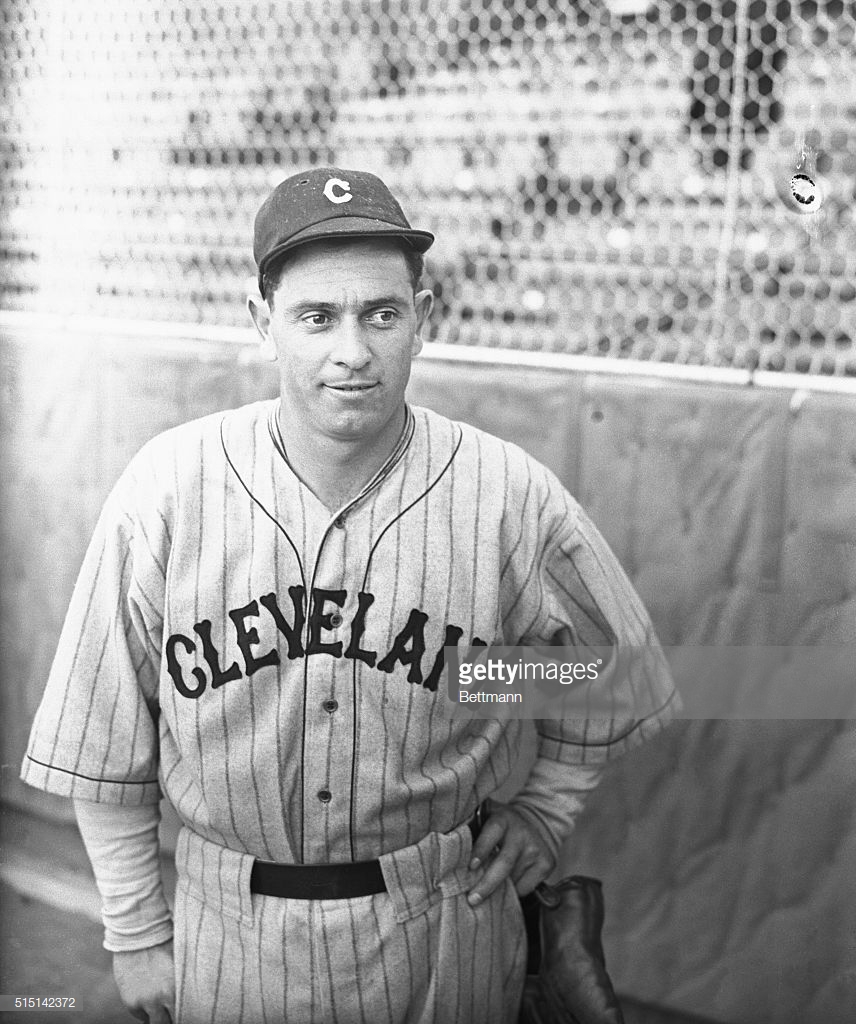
[250,811,484,900]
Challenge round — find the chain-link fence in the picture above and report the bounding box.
[1,1,854,373]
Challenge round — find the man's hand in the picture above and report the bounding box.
[467,805,555,906]
[113,939,175,1024]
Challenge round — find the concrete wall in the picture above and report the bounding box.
[1,322,854,1023]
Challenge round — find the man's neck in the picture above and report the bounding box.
[278,404,407,513]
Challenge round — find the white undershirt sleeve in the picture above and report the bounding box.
[509,759,604,864]
[73,798,173,953]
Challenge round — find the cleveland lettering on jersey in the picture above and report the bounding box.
[165,586,485,699]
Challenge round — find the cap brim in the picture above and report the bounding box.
[258,218,435,294]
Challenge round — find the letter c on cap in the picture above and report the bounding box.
[323,177,352,204]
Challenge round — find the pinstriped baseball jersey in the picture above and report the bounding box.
[22,399,677,865]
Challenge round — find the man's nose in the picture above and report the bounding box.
[331,319,371,370]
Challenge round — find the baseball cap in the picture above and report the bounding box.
[253,167,435,297]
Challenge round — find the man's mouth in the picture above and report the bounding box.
[324,382,379,393]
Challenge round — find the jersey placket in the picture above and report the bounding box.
[300,512,354,863]
[296,416,416,863]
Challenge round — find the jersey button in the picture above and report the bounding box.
[329,612,343,627]
[333,515,346,529]
[317,789,332,803]
[322,699,338,714]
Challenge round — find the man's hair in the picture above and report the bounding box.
[263,238,424,309]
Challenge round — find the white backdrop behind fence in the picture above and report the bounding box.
[1,0,855,372]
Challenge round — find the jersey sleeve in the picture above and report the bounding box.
[509,461,680,767]
[20,452,167,805]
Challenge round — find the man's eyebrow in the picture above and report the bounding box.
[361,294,411,308]
[282,300,338,315]
[282,295,411,314]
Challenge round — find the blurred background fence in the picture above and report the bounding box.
[1,0,855,371]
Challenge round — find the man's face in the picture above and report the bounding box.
[250,238,432,445]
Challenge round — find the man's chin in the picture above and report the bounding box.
[320,407,387,442]
[321,402,406,446]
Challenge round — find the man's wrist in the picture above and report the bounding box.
[507,800,562,865]
[105,923,174,955]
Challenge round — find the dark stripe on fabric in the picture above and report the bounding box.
[500,483,555,627]
[398,914,417,1021]
[220,459,240,845]
[380,466,410,849]
[444,456,468,824]
[297,486,308,565]
[307,902,318,1021]
[343,404,415,507]
[95,625,132,798]
[536,687,679,748]
[380,468,410,650]
[441,439,466,826]
[156,506,173,549]
[513,518,570,643]
[246,678,270,856]
[130,644,151,678]
[163,763,186,806]
[24,755,156,785]
[346,901,368,1023]
[72,621,111,780]
[359,426,463,593]
[494,718,519,790]
[268,410,286,462]
[559,531,648,636]
[271,402,415,518]
[411,908,435,1023]
[282,898,291,1021]
[136,514,167,581]
[220,418,307,594]
[270,470,292,853]
[208,850,228,1024]
[188,858,205,1015]
[469,432,483,631]
[336,519,356,860]
[369,897,395,1023]
[545,562,616,645]
[193,438,207,820]
[166,448,181,765]
[176,881,196,1024]
[256,899,270,1024]
[131,577,165,627]
[189,793,205,835]
[499,459,534,580]
[45,537,109,769]
[246,424,272,859]
[323,722,334,856]
[385,854,413,920]
[236,894,247,1024]
[416,425,440,826]
[349,484,381,859]
[453,896,464,1024]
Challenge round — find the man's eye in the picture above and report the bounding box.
[369,309,397,324]
[303,313,331,327]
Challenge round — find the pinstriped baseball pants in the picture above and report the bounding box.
[173,824,527,1024]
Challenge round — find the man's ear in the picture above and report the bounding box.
[247,295,276,360]
[412,289,434,356]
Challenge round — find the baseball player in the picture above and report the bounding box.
[22,167,677,1024]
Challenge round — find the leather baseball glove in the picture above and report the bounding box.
[518,876,626,1024]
